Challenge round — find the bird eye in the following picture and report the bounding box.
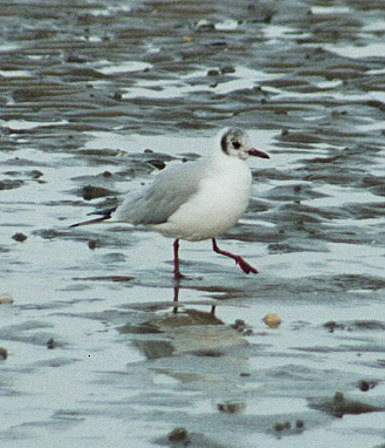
[232,141,241,149]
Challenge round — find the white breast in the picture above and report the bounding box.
[153,157,252,241]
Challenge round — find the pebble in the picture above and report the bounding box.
[232,319,246,330]
[220,65,235,74]
[168,427,189,442]
[0,347,8,360]
[207,69,220,77]
[47,338,56,349]
[88,239,97,250]
[148,159,166,170]
[263,314,282,329]
[217,402,246,413]
[82,185,116,200]
[357,379,377,392]
[0,294,14,304]
[296,419,304,429]
[12,232,27,242]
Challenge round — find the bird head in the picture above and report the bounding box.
[219,128,270,160]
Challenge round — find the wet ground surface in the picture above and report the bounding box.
[1,0,385,446]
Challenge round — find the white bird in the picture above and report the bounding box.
[71,128,269,279]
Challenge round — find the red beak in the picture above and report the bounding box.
[248,148,270,159]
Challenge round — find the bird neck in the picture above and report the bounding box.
[210,147,246,172]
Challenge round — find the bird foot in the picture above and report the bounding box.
[174,271,188,281]
[173,272,201,281]
[235,257,258,274]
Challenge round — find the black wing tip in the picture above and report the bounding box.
[87,206,117,217]
[69,216,108,228]
[70,207,116,228]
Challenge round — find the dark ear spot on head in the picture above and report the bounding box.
[220,134,228,154]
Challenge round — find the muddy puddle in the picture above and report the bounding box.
[1,0,385,446]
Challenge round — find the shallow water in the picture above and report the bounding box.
[1,0,385,446]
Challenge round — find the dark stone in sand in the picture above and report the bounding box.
[168,427,190,442]
[12,232,27,242]
[0,347,8,360]
[309,392,385,418]
[217,402,246,414]
[207,69,220,77]
[82,185,117,200]
[46,337,56,349]
[88,239,97,250]
[357,379,378,392]
[147,159,166,170]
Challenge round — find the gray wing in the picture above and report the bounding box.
[113,159,207,225]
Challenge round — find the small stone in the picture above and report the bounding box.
[0,347,8,360]
[168,427,189,442]
[323,320,345,332]
[31,170,43,179]
[0,294,14,304]
[221,65,235,74]
[88,239,97,250]
[217,402,246,414]
[296,419,304,429]
[274,423,285,432]
[263,314,282,329]
[82,185,116,200]
[12,232,27,242]
[357,379,377,392]
[47,338,56,349]
[113,91,123,100]
[207,69,220,77]
[148,159,166,170]
[358,380,370,392]
[232,319,246,330]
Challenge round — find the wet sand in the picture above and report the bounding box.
[1,0,385,447]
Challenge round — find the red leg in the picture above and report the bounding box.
[211,238,258,274]
[173,284,180,313]
[173,239,186,280]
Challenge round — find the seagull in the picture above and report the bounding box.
[71,128,269,279]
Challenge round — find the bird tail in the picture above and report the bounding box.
[70,206,117,228]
